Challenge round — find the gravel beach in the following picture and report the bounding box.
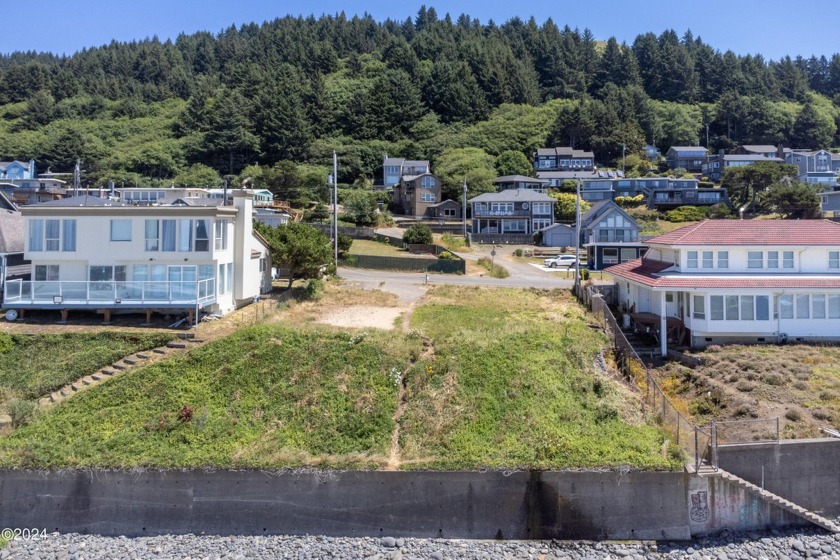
[4,527,840,560]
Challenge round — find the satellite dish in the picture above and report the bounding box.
[5,309,18,321]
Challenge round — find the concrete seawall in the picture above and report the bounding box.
[717,438,840,517]
[0,468,817,539]
[0,470,690,540]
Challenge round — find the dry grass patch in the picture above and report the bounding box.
[651,343,840,438]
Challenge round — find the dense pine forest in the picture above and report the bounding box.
[1,7,840,202]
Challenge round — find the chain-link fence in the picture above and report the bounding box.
[577,284,783,469]
[577,284,712,469]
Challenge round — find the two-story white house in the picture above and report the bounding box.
[3,191,271,323]
[607,220,840,354]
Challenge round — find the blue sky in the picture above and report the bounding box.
[3,0,839,61]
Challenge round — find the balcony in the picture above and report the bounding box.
[3,279,217,308]
[472,209,531,218]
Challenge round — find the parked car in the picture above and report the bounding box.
[543,254,580,268]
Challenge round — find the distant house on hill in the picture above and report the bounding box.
[665,147,707,172]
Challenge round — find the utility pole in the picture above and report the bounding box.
[622,144,626,175]
[706,123,710,148]
[73,158,81,197]
[462,178,467,239]
[333,151,338,265]
[574,178,581,287]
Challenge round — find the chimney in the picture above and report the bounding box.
[777,144,784,159]
[232,190,254,301]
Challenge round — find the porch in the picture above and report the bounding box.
[3,279,217,308]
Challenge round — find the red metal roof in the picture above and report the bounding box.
[646,220,840,246]
[607,258,840,289]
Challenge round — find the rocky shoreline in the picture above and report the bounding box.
[3,527,840,560]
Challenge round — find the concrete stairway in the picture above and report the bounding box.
[695,465,840,533]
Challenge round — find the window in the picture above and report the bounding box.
[620,248,637,261]
[145,220,159,251]
[796,294,810,319]
[29,219,75,252]
[603,248,619,264]
[783,251,794,269]
[162,220,177,251]
[813,294,826,319]
[29,219,43,251]
[194,220,209,252]
[215,220,229,250]
[89,265,126,282]
[717,251,729,269]
[767,251,778,268]
[687,251,698,268]
[829,295,840,318]
[226,263,233,293]
[420,192,435,203]
[693,295,705,319]
[830,251,840,269]
[748,251,763,268]
[110,220,131,241]
[34,264,59,281]
[740,296,754,321]
[710,296,724,320]
[779,294,794,319]
[725,295,739,320]
[178,220,192,252]
[61,220,76,251]
[702,251,713,268]
[756,296,770,321]
[45,219,60,251]
[421,176,436,189]
[532,202,551,215]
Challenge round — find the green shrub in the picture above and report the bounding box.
[665,206,708,222]
[0,333,13,354]
[513,248,523,257]
[440,233,465,250]
[581,268,590,281]
[706,203,734,219]
[438,251,457,260]
[403,223,433,245]
[477,257,509,278]
[303,278,324,301]
[337,234,353,259]
[8,399,36,428]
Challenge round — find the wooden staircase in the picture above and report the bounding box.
[692,465,840,533]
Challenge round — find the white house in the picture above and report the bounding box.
[3,191,271,323]
[607,220,840,355]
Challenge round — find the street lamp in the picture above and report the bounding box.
[462,178,468,239]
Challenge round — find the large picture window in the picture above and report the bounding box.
[110,220,131,241]
[29,219,76,252]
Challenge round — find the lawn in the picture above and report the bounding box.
[0,287,680,470]
[348,239,429,258]
[0,332,174,401]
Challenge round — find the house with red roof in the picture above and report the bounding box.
[606,220,840,355]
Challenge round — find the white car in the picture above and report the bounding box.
[543,254,580,269]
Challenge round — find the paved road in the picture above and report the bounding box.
[338,266,574,293]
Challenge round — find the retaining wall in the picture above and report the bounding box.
[716,438,840,517]
[0,470,689,540]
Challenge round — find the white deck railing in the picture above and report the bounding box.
[3,279,216,306]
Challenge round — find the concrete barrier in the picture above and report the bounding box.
[0,470,689,540]
[716,438,840,517]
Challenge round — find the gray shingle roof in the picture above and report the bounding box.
[0,209,24,254]
[494,175,548,184]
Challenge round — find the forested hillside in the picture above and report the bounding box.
[1,7,839,202]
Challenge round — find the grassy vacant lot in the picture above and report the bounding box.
[0,332,173,401]
[348,239,429,258]
[0,286,679,470]
[652,344,840,439]
[400,286,678,469]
